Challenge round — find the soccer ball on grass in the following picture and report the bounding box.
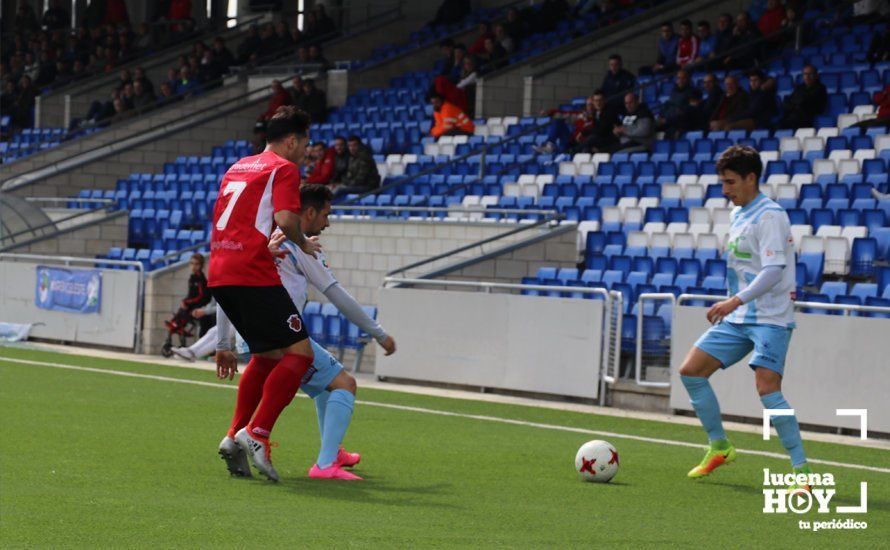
[575,439,619,482]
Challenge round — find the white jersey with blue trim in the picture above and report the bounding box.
[725,193,796,327]
[275,240,337,313]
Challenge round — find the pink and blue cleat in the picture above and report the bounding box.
[336,447,361,468]
[308,463,363,480]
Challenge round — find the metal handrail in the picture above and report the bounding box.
[677,293,890,315]
[0,203,118,246]
[0,252,145,353]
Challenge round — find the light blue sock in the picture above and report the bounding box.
[316,389,355,469]
[313,391,331,445]
[761,391,807,468]
[681,375,727,443]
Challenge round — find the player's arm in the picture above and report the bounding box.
[297,245,397,355]
[215,306,238,380]
[273,210,320,258]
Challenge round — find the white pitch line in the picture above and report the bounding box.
[2,355,889,475]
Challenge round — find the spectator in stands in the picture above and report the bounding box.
[431,74,470,115]
[1,79,17,117]
[312,4,338,37]
[308,45,331,71]
[494,23,516,54]
[13,1,39,35]
[212,37,235,72]
[133,66,154,96]
[428,90,475,139]
[612,92,654,152]
[237,25,262,64]
[110,96,132,123]
[601,54,636,108]
[289,75,305,104]
[296,78,327,123]
[272,21,293,52]
[778,65,827,129]
[758,0,786,41]
[333,136,381,197]
[131,79,156,110]
[468,22,495,55]
[682,88,712,132]
[675,20,699,69]
[457,55,479,90]
[333,136,350,182]
[449,44,467,82]
[23,53,39,82]
[480,37,507,70]
[429,0,472,26]
[120,82,135,109]
[306,142,337,185]
[436,39,456,75]
[724,12,761,69]
[42,0,70,31]
[853,84,890,128]
[12,75,37,130]
[260,80,293,121]
[657,69,697,137]
[652,22,678,74]
[35,50,56,86]
[726,69,777,131]
[866,22,890,63]
[699,72,724,119]
[156,81,179,108]
[535,91,616,154]
[165,67,179,91]
[175,65,201,97]
[167,0,193,23]
[504,8,529,42]
[710,74,749,131]
[198,49,224,84]
[713,13,734,67]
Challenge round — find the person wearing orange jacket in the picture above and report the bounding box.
[428,91,475,139]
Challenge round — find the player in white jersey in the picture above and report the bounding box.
[217,184,396,481]
[677,146,810,487]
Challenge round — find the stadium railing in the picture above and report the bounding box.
[0,198,117,250]
[382,276,621,405]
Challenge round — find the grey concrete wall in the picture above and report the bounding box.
[479,0,748,117]
[4,211,129,257]
[143,261,194,354]
[7,83,268,201]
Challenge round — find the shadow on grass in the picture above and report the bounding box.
[277,477,458,508]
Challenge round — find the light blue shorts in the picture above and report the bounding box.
[694,322,793,376]
[300,339,344,398]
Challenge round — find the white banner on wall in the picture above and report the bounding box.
[376,287,604,399]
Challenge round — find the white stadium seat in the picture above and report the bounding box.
[823,236,849,275]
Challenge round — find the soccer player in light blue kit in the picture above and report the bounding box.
[679,146,811,487]
[217,184,396,481]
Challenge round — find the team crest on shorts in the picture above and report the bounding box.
[287,314,302,333]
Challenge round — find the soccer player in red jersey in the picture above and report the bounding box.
[209,106,321,481]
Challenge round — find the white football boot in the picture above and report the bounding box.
[218,435,251,477]
[235,428,279,482]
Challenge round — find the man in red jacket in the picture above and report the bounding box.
[305,142,337,185]
[259,80,293,121]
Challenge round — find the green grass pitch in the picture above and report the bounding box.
[1,345,888,547]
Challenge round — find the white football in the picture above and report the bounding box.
[575,439,619,482]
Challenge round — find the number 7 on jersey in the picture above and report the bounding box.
[215,181,247,230]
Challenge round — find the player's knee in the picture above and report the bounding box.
[755,374,781,396]
[329,372,357,394]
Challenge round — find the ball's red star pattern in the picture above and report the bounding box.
[580,457,597,475]
[608,449,619,466]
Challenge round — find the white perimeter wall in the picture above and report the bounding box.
[669,307,890,433]
[0,261,140,349]
[375,288,603,399]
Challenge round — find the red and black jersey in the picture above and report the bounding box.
[208,150,302,288]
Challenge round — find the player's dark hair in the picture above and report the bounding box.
[593,88,605,96]
[716,145,763,181]
[347,135,361,143]
[334,135,346,142]
[265,106,310,142]
[697,20,710,28]
[190,253,205,266]
[608,53,622,62]
[680,19,692,29]
[300,184,334,211]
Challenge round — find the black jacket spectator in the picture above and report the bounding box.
[42,1,70,31]
[212,38,235,72]
[342,139,380,189]
[237,26,262,63]
[601,55,636,105]
[733,74,777,129]
[780,66,828,129]
[699,73,724,119]
[659,71,696,128]
[713,13,734,60]
[867,24,890,63]
[725,13,761,69]
[613,94,655,152]
[296,79,327,124]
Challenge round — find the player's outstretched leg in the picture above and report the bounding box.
[680,347,735,478]
[218,355,276,476]
[309,371,362,480]
[313,390,360,467]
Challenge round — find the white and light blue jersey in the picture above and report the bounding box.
[275,240,337,313]
[725,193,796,328]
